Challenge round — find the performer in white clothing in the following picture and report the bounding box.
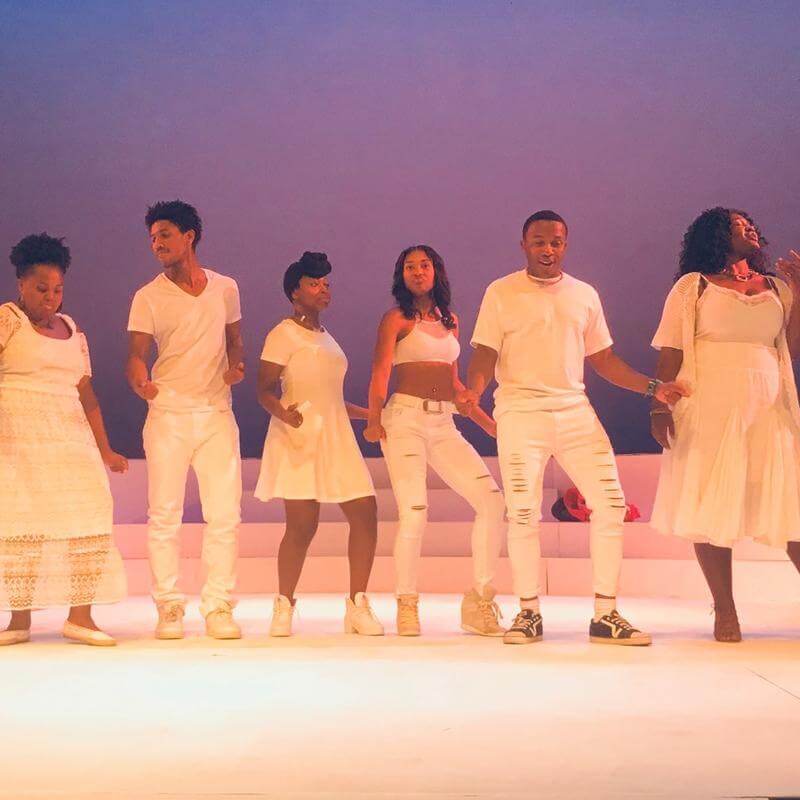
[257,252,383,637]
[1,234,127,647]
[651,207,800,642]
[126,200,245,641]
[460,210,687,646]
[365,245,504,637]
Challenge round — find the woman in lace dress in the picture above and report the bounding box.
[0,234,128,646]
[650,208,800,642]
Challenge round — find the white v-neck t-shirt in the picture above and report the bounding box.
[471,270,613,416]
[127,268,241,412]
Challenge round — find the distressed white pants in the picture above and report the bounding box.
[497,400,625,599]
[143,408,242,616]
[381,394,505,595]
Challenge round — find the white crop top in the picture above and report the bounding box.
[393,318,461,366]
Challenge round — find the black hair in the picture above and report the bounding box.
[145,200,203,249]
[283,251,332,301]
[677,207,769,279]
[391,245,456,330]
[522,210,568,239]
[10,233,71,278]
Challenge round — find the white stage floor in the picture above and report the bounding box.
[2,595,799,800]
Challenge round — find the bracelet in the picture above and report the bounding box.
[649,408,672,416]
[644,378,662,398]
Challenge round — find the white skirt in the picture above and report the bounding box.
[652,340,800,547]
[255,402,375,504]
[0,384,126,610]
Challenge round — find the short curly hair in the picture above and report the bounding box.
[678,207,769,278]
[391,245,456,330]
[145,200,203,249]
[10,233,71,278]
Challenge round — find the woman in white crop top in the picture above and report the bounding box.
[365,245,505,637]
[0,234,127,647]
[650,208,800,642]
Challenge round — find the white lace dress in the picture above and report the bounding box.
[651,274,800,547]
[0,302,126,610]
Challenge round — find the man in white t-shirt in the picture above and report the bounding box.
[126,200,245,640]
[460,210,686,646]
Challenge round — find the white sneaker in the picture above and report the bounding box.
[344,592,384,636]
[155,603,185,640]
[205,608,242,640]
[270,595,295,637]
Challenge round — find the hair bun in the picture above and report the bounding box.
[299,251,329,268]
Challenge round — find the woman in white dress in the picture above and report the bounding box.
[0,234,128,646]
[256,252,383,636]
[650,208,800,641]
[364,245,505,636]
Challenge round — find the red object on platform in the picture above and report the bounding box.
[553,486,641,522]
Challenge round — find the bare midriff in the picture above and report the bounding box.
[394,362,455,401]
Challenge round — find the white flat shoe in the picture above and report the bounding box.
[62,621,116,647]
[0,629,31,646]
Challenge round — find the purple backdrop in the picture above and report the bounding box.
[2,0,799,457]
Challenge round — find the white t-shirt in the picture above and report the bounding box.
[127,269,241,412]
[471,270,612,415]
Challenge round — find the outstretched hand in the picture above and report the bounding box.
[776,250,800,289]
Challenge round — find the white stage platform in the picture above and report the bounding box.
[2,594,799,800]
[108,456,800,602]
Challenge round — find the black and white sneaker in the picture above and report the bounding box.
[503,609,543,645]
[589,610,652,646]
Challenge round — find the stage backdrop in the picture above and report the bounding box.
[2,1,798,457]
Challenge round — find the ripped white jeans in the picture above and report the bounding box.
[497,399,625,599]
[380,394,505,595]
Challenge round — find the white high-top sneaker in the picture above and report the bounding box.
[270,595,295,637]
[344,592,384,636]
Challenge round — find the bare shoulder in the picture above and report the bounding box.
[380,307,412,330]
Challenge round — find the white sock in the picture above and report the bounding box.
[520,597,540,614]
[593,596,615,621]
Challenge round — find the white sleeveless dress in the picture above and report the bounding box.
[651,276,800,547]
[0,302,126,610]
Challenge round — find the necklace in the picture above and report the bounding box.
[722,268,753,282]
[293,313,323,332]
[526,271,564,285]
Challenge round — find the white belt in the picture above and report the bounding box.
[389,393,456,414]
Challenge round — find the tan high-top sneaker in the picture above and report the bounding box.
[155,603,185,640]
[396,594,420,636]
[461,585,504,637]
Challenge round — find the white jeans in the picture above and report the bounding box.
[497,399,625,599]
[380,394,504,595]
[143,408,242,616]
